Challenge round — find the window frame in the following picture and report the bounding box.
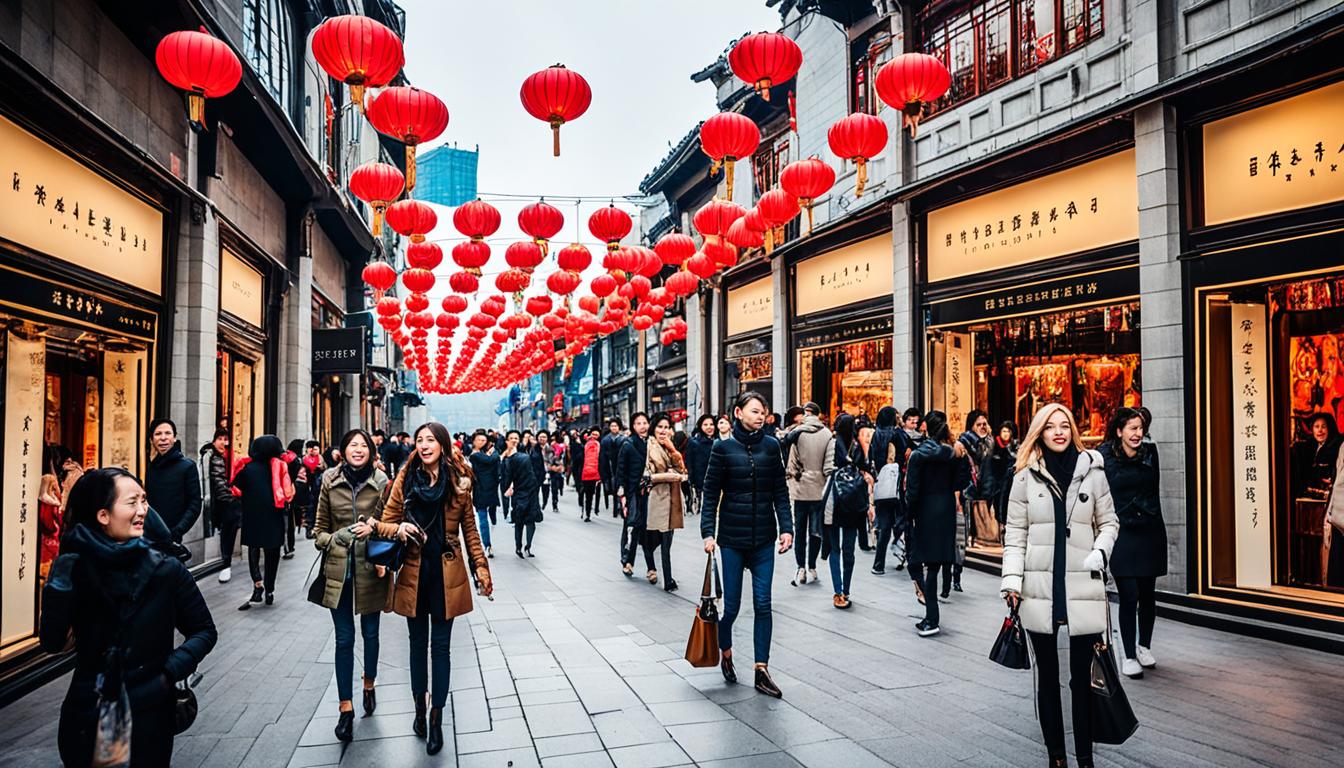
[242,0,294,112]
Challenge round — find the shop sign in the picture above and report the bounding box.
[2,333,44,646]
[312,327,366,374]
[1202,80,1344,226]
[0,262,157,341]
[1230,303,1272,590]
[726,336,770,359]
[944,332,974,436]
[926,150,1138,283]
[103,351,146,478]
[726,276,774,336]
[0,114,163,295]
[794,234,893,316]
[795,314,893,350]
[926,264,1138,328]
[220,248,264,328]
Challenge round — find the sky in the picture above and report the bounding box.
[396,0,783,421]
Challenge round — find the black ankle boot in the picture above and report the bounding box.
[1049,755,1068,768]
[362,686,376,716]
[754,666,782,698]
[412,693,427,738]
[334,710,354,742]
[426,707,444,755]
[720,653,736,683]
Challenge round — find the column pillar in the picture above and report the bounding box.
[770,254,790,411]
[685,292,705,420]
[706,289,723,415]
[892,200,916,409]
[277,248,313,441]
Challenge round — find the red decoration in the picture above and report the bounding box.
[780,157,837,233]
[699,113,760,199]
[366,86,449,191]
[449,270,479,294]
[348,162,404,236]
[725,217,764,249]
[375,296,401,316]
[518,201,565,254]
[442,295,468,314]
[406,242,443,270]
[591,274,618,298]
[525,295,553,317]
[704,238,738,269]
[692,199,747,239]
[505,241,545,272]
[385,199,437,242]
[686,253,718,279]
[728,32,802,102]
[546,270,582,296]
[311,15,404,110]
[578,296,601,314]
[361,261,397,300]
[402,268,435,294]
[453,199,501,240]
[404,293,429,313]
[827,113,888,197]
[495,268,531,294]
[451,240,491,273]
[655,233,696,267]
[758,188,800,227]
[155,28,242,130]
[588,205,632,251]
[875,53,951,137]
[519,64,592,156]
[631,246,662,279]
[556,243,592,272]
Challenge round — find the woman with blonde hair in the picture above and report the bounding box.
[1001,403,1120,768]
[644,412,688,592]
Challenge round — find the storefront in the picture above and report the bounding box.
[1185,77,1344,620]
[311,292,347,450]
[723,273,774,405]
[921,147,1141,557]
[792,233,894,419]
[216,243,268,478]
[0,111,166,683]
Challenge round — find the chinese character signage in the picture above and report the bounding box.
[103,350,145,478]
[794,314,894,351]
[312,327,366,374]
[2,333,44,646]
[794,234,893,316]
[0,114,163,295]
[927,264,1139,327]
[0,262,156,341]
[943,332,973,436]
[926,150,1138,283]
[726,276,774,337]
[1202,80,1344,226]
[220,248,264,328]
[1230,302,1271,590]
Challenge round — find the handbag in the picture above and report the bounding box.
[826,442,870,525]
[173,673,202,735]
[874,462,902,501]
[366,538,407,572]
[988,604,1031,670]
[1090,573,1139,744]
[684,550,722,667]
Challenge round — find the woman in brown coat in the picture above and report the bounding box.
[372,422,492,756]
[644,413,688,592]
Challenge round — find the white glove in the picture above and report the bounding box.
[1082,549,1105,571]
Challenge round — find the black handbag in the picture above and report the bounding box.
[1090,575,1139,744]
[989,604,1031,670]
[173,674,202,735]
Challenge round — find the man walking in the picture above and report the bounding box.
[206,428,239,582]
[599,418,624,518]
[146,418,203,547]
[785,403,832,586]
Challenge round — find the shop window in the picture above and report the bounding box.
[242,0,294,111]
[798,337,894,419]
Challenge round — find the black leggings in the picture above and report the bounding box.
[580,480,599,517]
[248,546,280,593]
[1028,629,1099,761]
[218,513,239,564]
[645,530,674,582]
[514,521,535,551]
[1114,576,1156,659]
[624,525,654,570]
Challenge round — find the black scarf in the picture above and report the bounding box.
[342,460,375,488]
[62,524,151,600]
[1042,444,1079,497]
[405,463,449,531]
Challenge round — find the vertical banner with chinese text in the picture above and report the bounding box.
[102,351,145,478]
[944,332,974,436]
[2,333,45,646]
[1230,303,1271,590]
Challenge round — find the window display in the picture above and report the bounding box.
[798,337,894,419]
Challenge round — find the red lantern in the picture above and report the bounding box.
[525,295,553,317]
[578,296,601,314]
[704,238,738,269]
[556,243,592,272]
[348,162,404,236]
[693,199,747,239]
[518,201,565,254]
[366,86,449,191]
[728,32,802,102]
[453,199,501,240]
[655,233,695,267]
[406,242,443,270]
[155,28,242,130]
[505,241,545,272]
[375,296,401,316]
[311,15,404,110]
[631,246,662,279]
[827,113,888,197]
[588,205,632,251]
[519,64,592,157]
[725,217,764,250]
[686,253,718,279]
[591,274,617,298]
[449,270,479,294]
[780,157,837,233]
[495,268,531,294]
[385,199,437,242]
[632,315,654,332]
[666,270,699,297]
[546,270,582,296]
[404,293,430,313]
[402,268,435,294]
[451,240,491,273]
[875,53,952,137]
[699,113,760,199]
[361,261,397,300]
[758,188,800,227]
[442,295,468,313]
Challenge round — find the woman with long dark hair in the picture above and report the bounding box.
[685,415,716,512]
[313,429,391,741]
[372,422,492,755]
[905,411,970,636]
[41,468,217,766]
[645,413,688,591]
[869,406,899,575]
[701,392,793,698]
[618,413,654,580]
[467,432,500,557]
[232,435,295,609]
[982,420,1019,527]
[501,429,541,557]
[826,413,873,609]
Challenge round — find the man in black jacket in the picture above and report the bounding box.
[145,418,202,545]
[205,428,240,582]
[598,418,624,518]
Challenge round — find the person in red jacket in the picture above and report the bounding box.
[581,428,602,522]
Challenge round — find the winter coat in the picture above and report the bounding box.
[501,451,541,524]
[232,437,295,549]
[206,447,239,522]
[372,462,489,619]
[785,415,834,501]
[313,467,393,615]
[40,530,216,767]
[145,443,202,542]
[599,433,622,483]
[582,438,602,481]
[957,432,991,499]
[1098,442,1167,578]
[1000,449,1120,635]
[645,438,686,533]
[528,444,547,487]
[905,440,970,565]
[685,431,714,490]
[617,435,650,527]
[468,450,501,508]
[1291,436,1340,497]
[980,439,1018,522]
[699,423,793,550]
[826,436,872,527]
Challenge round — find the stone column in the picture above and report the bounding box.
[771,254,790,411]
[277,247,314,442]
[706,290,723,415]
[685,292,706,420]
[892,201,916,410]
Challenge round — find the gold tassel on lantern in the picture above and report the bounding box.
[855,158,869,198]
[186,90,206,128]
[724,158,737,200]
[550,118,563,157]
[350,81,366,114]
[372,203,385,237]
[803,199,814,235]
[405,144,418,192]
[756,78,773,101]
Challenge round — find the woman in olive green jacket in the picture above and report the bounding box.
[313,429,391,742]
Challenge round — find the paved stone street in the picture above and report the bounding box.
[2,491,1341,767]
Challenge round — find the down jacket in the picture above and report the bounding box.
[582,438,602,481]
[785,415,833,501]
[1000,449,1120,635]
[699,422,793,550]
[313,467,392,615]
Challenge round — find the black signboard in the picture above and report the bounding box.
[927,265,1139,327]
[795,314,893,351]
[0,262,157,341]
[313,327,366,374]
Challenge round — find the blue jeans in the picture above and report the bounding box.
[718,544,775,664]
[826,524,859,596]
[407,613,454,708]
[330,578,381,702]
[475,507,492,548]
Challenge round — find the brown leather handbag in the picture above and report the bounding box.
[684,551,722,667]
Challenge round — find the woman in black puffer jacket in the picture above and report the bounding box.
[700,392,793,699]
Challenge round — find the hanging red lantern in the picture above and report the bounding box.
[402,268,435,294]
[375,296,401,316]
[556,243,592,272]
[361,261,397,300]
[665,270,699,297]
[366,86,448,191]
[442,295,468,313]
[518,201,565,255]
[827,113,888,197]
[404,293,430,313]
[546,270,583,296]
[588,205,632,251]
[385,199,437,242]
[453,199,501,240]
[758,188,800,227]
[406,241,443,270]
[505,241,545,272]
[875,53,952,137]
[631,246,662,279]
[519,64,592,156]
[725,217,765,249]
[451,240,491,274]
[781,157,837,234]
[495,268,531,294]
[655,233,696,267]
[525,295,553,317]
[704,238,738,269]
[728,32,803,102]
[311,15,404,111]
[155,28,242,131]
[578,296,601,314]
[686,253,718,279]
[693,199,747,239]
[632,315,654,332]
[449,270,480,294]
[591,274,617,298]
[699,113,760,199]
[348,162,405,236]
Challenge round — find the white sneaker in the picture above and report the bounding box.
[1136,645,1157,668]
[793,568,806,586]
[807,568,819,584]
[218,567,232,584]
[1121,658,1144,678]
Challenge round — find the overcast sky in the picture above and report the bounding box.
[398,0,782,415]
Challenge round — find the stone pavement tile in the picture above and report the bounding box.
[452,686,491,733]
[787,739,893,768]
[646,698,733,726]
[699,754,806,768]
[516,674,575,693]
[535,732,607,758]
[450,664,484,691]
[592,707,672,748]
[524,701,598,738]
[573,674,642,714]
[298,715,341,747]
[457,747,542,768]
[482,667,517,698]
[455,715,535,754]
[509,652,565,678]
[196,736,255,768]
[665,721,777,762]
[550,641,610,668]
[338,735,444,767]
[624,672,704,703]
[344,712,418,742]
[285,744,345,768]
[543,751,616,768]
[857,736,981,768]
[521,686,582,706]
[607,741,695,768]
[493,705,524,720]
[722,697,841,748]
[488,693,521,708]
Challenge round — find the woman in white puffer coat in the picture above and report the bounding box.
[1000,403,1119,768]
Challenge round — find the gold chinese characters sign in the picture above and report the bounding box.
[0,114,163,295]
[726,276,774,337]
[220,248,264,328]
[926,149,1138,283]
[1202,80,1344,226]
[794,234,893,316]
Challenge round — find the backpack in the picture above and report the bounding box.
[874,461,902,501]
[825,440,870,524]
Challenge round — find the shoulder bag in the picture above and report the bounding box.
[684,548,722,667]
[988,603,1030,670]
[824,442,870,524]
[1090,571,1139,744]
